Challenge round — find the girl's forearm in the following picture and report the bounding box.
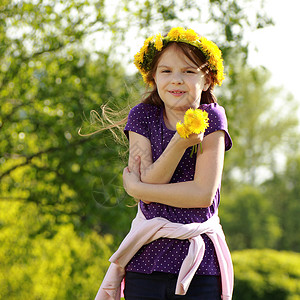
[140,135,186,184]
[129,131,203,185]
[130,180,213,208]
[126,131,225,208]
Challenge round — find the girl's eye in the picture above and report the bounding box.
[186,70,195,74]
[162,70,171,73]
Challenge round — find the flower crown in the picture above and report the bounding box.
[134,27,225,86]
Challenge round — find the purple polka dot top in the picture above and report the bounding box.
[124,102,232,276]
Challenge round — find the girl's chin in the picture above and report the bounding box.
[167,103,199,111]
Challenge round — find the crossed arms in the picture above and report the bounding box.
[123,130,225,208]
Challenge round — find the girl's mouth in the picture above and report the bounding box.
[169,90,186,96]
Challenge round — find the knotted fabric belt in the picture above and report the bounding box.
[95,203,233,300]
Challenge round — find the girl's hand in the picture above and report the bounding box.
[173,131,204,151]
[123,156,141,196]
[123,156,151,204]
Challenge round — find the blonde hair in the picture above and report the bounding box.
[78,102,131,146]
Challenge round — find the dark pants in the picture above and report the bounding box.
[124,271,222,300]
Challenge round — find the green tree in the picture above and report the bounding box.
[0,0,285,298]
[0,45,138,240]
[217,63,299,251]
[220,63,299,186]
[0,200,113,299]
[262,155,300,252]
[0,0,275,240]
[220,184,281,250]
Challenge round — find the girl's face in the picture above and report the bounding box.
[153,45,210,113]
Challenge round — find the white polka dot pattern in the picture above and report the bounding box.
[124,102,232,276]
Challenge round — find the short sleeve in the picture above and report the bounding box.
[124,103,150,140]
[201,103,232,151]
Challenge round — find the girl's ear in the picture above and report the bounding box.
[203,75,212,91]
[152,73,156,84]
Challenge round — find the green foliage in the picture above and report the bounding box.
[0,41,138,241]
[232,249,300,300]
[217,62,299,252]
[0,0,298,298]
[220,153,300,253]
[0,0,278,246]
[0,200,113,299]
[209,0,273,45]
[262,155,300,252]
[220,185,281,250]
[220,63,299,185]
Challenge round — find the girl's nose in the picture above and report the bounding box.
[171,72,184,84]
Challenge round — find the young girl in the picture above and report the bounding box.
[95,27,233,300]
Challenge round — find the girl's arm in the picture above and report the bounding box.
[128,130,203,184]
[124,130,225,208]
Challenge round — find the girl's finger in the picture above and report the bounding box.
[131,156,141,173]
[123,167,130,175]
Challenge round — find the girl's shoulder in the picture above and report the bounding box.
[200,102,228,123]
[125,102,162,139]
[200,102,226,114]
[200,102,232,150]
[128,102,161,119]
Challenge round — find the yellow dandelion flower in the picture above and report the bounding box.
[208,57,219,70]
[176,122,191,139]
[176,108,210,156]
[200,37,221,58]
[137,36,154,59]
[141,72,149,84]
[199,37,208,47]
[183,108,195,128]
[140,45,148,57]
[177,108,209,137]
[184,29,199,42]
[216,71,225,86]
[191,110,209,134]
[184,108,195,120]
[134,37,153,67]
[134,52,143,68]
[154,33,163,51]
[168,27,185,41]
[183,109,209,134]
[144,36,154,47]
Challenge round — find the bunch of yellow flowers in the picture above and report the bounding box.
[134,27,225,86]
[176,108,209,156]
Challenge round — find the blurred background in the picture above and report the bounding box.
[1,0,300,299]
